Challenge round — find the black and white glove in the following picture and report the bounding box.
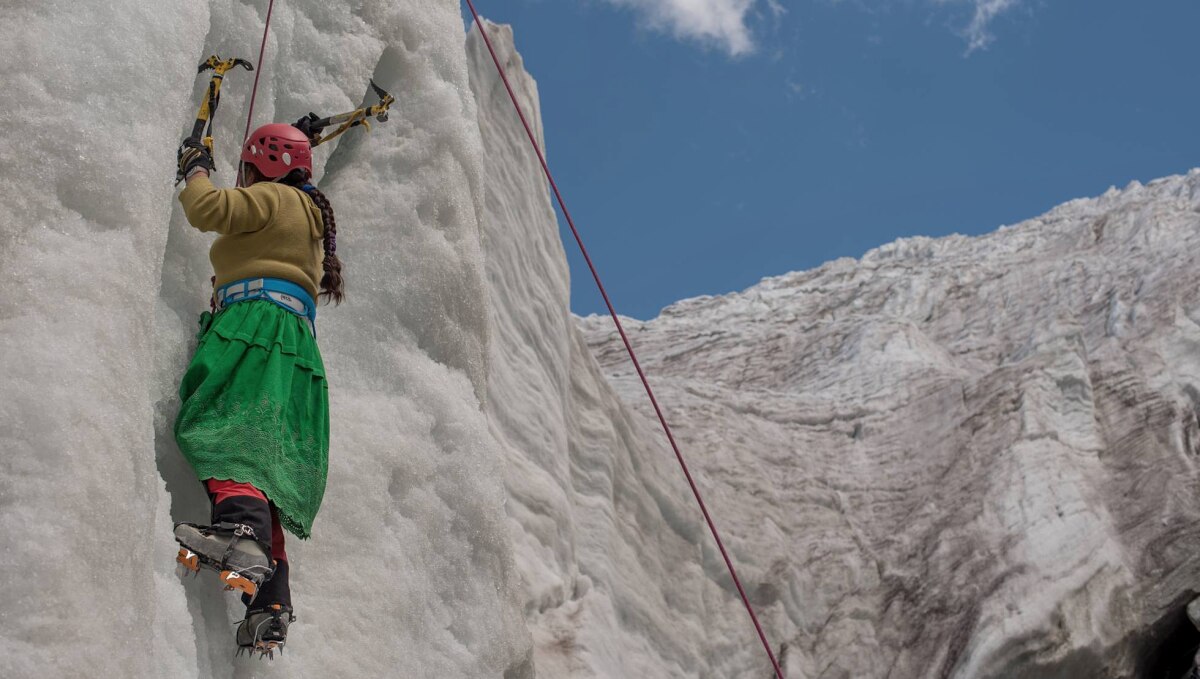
[176,137,215,183]
[292,112,322,143]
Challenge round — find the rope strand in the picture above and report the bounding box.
[242,0,277,145]
[463,5,785,678]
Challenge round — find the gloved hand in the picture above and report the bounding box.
[176,136,215,183]
[292,112,322,143]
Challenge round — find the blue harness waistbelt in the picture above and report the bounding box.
[215,277,317,336]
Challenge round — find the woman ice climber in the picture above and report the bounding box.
[172,122,341,656]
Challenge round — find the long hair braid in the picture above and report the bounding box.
[281,169,344,305]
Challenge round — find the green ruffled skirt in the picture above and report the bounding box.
[174,299,329,539]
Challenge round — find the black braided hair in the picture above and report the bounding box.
[280,169,344,305]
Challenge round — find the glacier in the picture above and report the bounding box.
[581,172,1200,677]
[3,1,1200,678]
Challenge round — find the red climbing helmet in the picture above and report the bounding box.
[240,123,313,180]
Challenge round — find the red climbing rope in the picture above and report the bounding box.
[242,0,277,145]
[463,3,785,677]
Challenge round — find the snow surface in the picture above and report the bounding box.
[4,1,1200,677]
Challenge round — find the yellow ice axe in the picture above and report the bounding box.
[189,55,254,156]
[293,80,395,148]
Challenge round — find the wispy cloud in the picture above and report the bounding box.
[936,0,1023,52]
[598,0,1027,57]
[600,0,760,56]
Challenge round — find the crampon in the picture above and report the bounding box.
[236,604,295,659]
[173,522,274,598]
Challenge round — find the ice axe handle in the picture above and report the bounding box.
[189,57,254,142]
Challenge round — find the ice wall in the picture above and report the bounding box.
[2,0,733,675]
[582,171,1200,677]
[3,2,532,677]
[155,2,538,678]
[468,22,790,678]
[0,2,206,677]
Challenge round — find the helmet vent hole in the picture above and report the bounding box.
[283,144,293,149]
[268,143,279,151]
[268,154,277,161]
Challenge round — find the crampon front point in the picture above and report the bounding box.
[176,546,260,597]
[237,604,295,660]
[236,638,283,660]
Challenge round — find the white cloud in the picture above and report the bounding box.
[597,0,1026,57]
[601,0,760,56]
[936,0,1023,52]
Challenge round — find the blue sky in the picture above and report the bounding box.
[467,1,1200,319]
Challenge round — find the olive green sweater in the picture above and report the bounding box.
[179,175,325,300]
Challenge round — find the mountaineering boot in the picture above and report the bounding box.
[175,493,275,596]
[174,522,274,596]
[242,558,292,609]
[238,559,292,658]
[236,603,295,658]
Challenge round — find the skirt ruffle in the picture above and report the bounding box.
[175,300,329,539]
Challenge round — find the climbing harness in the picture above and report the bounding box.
[215,277,318,337]
[292,80,395,147]
[463,3,786,677]
[177,55,254,184]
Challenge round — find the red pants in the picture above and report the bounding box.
[205,479,288,562]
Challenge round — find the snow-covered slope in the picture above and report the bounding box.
[581,171,1200,677]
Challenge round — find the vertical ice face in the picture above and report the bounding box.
[0,2,206,677]
[468,18,578,639]
[3,1,531,678]
[5,6,774,676]
[470,20,769,678]
[154,2,532,678]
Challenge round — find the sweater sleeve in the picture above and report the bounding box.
[178,175,277,235]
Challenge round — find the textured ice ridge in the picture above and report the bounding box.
[580,169,1200,677]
